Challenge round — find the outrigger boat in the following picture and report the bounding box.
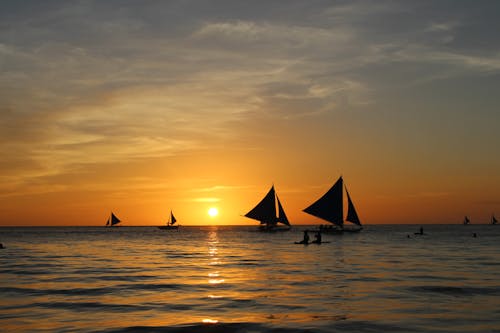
[303,176,362,234]
[105,212,121,227]
[158,211,179,230]
[244,185,291,231]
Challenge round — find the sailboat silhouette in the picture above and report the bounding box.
[158,210,179,230]
[303,176,362,233]
[244,185,291,231]
[105,212,121,227]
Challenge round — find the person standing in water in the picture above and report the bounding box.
[297,230,310,244]
[313,231,322,244]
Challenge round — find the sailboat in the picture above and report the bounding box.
[463,216,470,225]
[244,185,291,231]
[303,176,362,233]
[491,214,498,225]
[105,212,121,227]
[158,210,179,230]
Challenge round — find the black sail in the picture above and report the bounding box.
[345,187,361,226]
[110,213,121,226]
[303,177,344,227]
[277,196,290,226]
[245,186,277,224]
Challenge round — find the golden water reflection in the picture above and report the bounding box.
[205,228,223,321]
[4,226,500,331]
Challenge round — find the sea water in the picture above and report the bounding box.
[1,225,499,333]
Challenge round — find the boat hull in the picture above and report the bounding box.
[258,225,291,232]
[158,226,179,230]
[317,225,362,234]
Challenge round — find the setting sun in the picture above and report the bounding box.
[207,207,219,217]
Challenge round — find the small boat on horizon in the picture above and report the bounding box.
[303,176,362,233]
[106,212,121,227]
[491,214,498,225]
[158,210,179,230]
[244,185,291,231]
[463,216,470,225]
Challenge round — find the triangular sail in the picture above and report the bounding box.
[110,212,121,226]
[170,211,177,225]
[245,186,277,224]
[277,196,290,226]
[492,215,497,225]
[303,177,344,227]
[345,187,362,226]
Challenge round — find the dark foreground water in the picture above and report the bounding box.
[1,225,499,333]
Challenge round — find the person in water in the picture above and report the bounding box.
[299,230,310,244]
[312,231,322,244]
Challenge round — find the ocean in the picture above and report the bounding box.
[1,225,499,333]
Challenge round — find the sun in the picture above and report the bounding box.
[208,207,219,217]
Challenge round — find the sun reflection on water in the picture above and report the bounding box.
[205,228,223,321]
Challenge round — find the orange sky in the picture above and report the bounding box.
[1,2,499,226]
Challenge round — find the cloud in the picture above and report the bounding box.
[1,0,500,202]
[191,185,254,193]
[191,198,221,203]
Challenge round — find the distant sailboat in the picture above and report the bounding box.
[244,185,291,231]
[106,212,121,227]
[303,176,362,233]
[158,211,179,230]
[491,214,498,225]
[463,216,470,225]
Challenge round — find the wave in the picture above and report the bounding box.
[410,285,500,296]
[115,282,188,290]
[93,322,328,333]
[2,301,199,313]
[93,319,421,333]
[0,282,193,297]
[0,286,117,296]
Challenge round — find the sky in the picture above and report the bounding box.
[1,0,499,226]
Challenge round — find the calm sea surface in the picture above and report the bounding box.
[1,225,499,333]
